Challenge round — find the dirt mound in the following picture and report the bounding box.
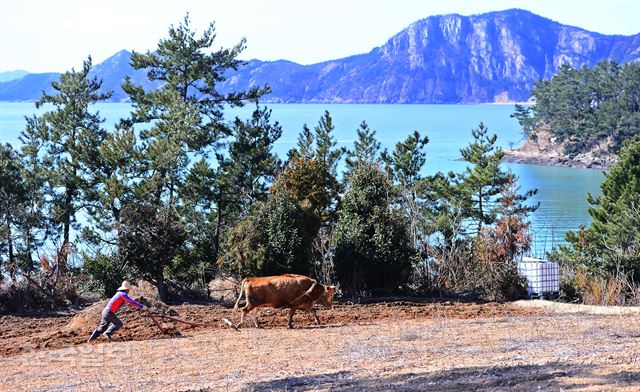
[0,283,188,356]
[208,277,240,304]
[63,281,182,342]
[63,295,179,337]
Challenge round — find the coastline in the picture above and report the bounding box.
[503,131,616,170]
[502,151,613,169]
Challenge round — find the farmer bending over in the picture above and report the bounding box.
[88,281,147,342]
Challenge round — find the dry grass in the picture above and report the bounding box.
[1,305,640,391]
[514,300,640,315]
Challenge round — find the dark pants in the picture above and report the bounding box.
[88,309,123,340]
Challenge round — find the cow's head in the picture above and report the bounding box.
[317,285,336,309]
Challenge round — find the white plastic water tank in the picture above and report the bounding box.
[517,256,560,297]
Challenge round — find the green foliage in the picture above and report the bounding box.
[109,15,273,296]
[218,105,283,218]
[18,117,51,269]
[276,158,340,220]
[562,137,640,282]
[122,14,268,210]
[118,205,187,301]
[26,57,111,272]
[388,131,429,189]
[0,143,27,279]
[83,252,129,297]
[511,104,536,140]
[221,191,314,277]
[1,16,542,304]
[410,127,537,293]
[459,123,509,233]
[385,131,430,273]
[523,61,640,155]
[313,110,345,175]
[473,178,534,300]
[333,164,413,294]
[223,111,345,281]
[282,111,343,222]
[177,159,218,282]
[345,121,382,175]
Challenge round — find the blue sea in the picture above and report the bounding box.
[0,102,604,255]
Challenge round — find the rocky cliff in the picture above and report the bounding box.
[503,130,618,169]
[231,9,640,103]
[1,9,639,103]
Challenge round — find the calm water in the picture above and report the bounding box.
[0,102,604,255]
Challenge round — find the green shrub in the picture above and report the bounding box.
[333,164,413,294]
[83,252,129,298]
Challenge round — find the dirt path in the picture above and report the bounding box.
[515,300,640,315]
[1,302,640,390]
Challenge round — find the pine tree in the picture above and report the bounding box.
[116,15,269,298]
[281,112,343,223]
[179,105,282,282]
[524,60,640,155]
[313,110,345,175]
[345,121,382,175]
[288,124,314,161]
[564,136,640,280]
[18,117,51,274]
[333,163,413,294]
[220,191,312,277]
[220,105,283,216]
[0,144,26,280]
[388,131,429,253]
[122,14,268,208]
[83,125,139,245]
[511,104,537,143]
[459,123,509,234]
[32,57,112,273]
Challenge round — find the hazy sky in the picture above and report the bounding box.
[1,0,638,73]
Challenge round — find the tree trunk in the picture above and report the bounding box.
[58,185,75,275]
[156,271,168,303]
[211,193,224,274]
[477,189,484,235]
[6,216,15,282]
[154,170,166,206]
[24,228,32,272]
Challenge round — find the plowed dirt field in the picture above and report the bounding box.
[1,301,639,391]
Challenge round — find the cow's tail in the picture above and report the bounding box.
[234,279,247,309]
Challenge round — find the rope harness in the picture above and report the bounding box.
[288,280,322,307]
[141,279,325,334]
[140,313,239,332]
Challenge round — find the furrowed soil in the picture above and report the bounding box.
[1,301,640,391]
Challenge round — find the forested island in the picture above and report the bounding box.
[506,61,640,168]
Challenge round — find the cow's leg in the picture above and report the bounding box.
[236,304,253,329]
[308,308,320,325]
[287,308,296,329]
[250,308,260,328]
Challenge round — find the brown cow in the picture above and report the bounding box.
[233,274,335,329]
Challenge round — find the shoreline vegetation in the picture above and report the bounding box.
[507,60,640,170]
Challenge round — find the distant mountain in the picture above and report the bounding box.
[88,50,159,102]
[0,50,157,102]
[0,70,29,83]
[1,9,639,103]
[225,9,640,103]
[0,73,60,101]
